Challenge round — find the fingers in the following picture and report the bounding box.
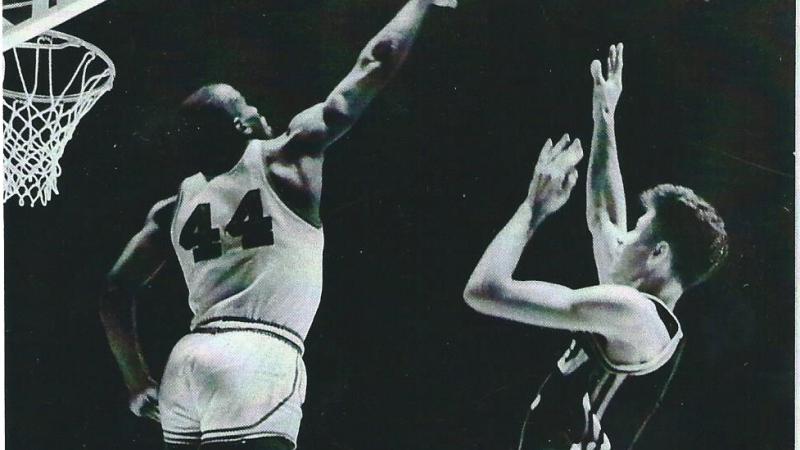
[145,407,160,422]
[590,60,604,85]
[536,134,581,181]
[537,138,554,165]
[608,42,623,78]
[560,138,583,167]
[552,133,570,154]
[537,134,568,167]
[538,134,582,165]
[609,44,616,67]
[143,398,161,422]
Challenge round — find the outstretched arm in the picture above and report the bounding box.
[587,43,627,283]
[463,136,657,338]
[285,0,456,152]
[98,197,175,423]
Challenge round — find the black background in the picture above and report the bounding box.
[4,1,794,449]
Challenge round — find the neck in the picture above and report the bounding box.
[198,141,251,179]
[655,278,683,309]
[635,276,683,310]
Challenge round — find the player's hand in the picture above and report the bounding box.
[430,0,457,9]
[591,43,623,120]
[527,134,583,216]
[129,382,160,423]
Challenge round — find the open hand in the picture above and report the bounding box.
[528,134,583,216]
[590,43,623,120]
[129,383,160,423]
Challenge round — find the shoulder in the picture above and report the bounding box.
[146,196,178,231]
[287,103,328,145]
[571,286,678,368]
[571,285,669,339]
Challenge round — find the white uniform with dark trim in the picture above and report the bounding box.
[160,141,324,447]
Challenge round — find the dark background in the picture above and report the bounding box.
[4,0,794,449]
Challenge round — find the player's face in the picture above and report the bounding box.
[611,210,658,284]
[234,96,273,139]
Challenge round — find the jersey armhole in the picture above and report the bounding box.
[152,198,177,231]
[244,143,323,232]
[585,294,683,375]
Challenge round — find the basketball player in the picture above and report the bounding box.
[463,44,728,449]
[99,1,457,449]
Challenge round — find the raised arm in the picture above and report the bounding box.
[285,0,456,152]
[98,197,175,423]
[463,136,659,338]
[587,43,626,283]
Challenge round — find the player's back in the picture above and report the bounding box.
[519,293,683,450]
[170,141,324,341]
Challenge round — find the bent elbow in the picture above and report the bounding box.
[369,34,401,65]
[357,35,402,76]
[463,278,504,315]
[322,95,354,130]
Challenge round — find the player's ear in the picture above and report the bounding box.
[233,117,253,136]
[649,241,671,266]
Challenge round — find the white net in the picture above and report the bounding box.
[3,30,115,206]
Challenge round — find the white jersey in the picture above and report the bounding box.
[170,142,324,341]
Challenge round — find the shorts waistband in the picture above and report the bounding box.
[191,318,305,355]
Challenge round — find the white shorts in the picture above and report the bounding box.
[160,320,307,447]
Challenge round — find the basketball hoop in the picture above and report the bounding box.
[2,29,115,206]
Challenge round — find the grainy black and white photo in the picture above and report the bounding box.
[2,1,794,449]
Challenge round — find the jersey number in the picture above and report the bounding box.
[179,189,274,262]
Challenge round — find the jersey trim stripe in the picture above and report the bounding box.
[163,429,202,437]
[191,317,305,354]
[200,431,296,446]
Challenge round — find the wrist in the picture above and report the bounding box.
[593,107,615,124]
[125,373,154,393]
[522,200,549,226]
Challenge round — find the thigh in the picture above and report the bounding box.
[161,335,202,446]
[201,436,293,450]
[196,333,305,445]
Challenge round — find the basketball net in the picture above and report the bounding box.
[3,30,114,206]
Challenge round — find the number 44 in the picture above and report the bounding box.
[179,189,274,262]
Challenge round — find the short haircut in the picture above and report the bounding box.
[178,84,242,146]
[640,184,728,288]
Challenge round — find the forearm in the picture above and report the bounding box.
[466,201,547,294]
[587,112,626,231]
[362,0,432,71]
[328,0,434,111]
[99,286,153,392]
[464,203,586,331]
